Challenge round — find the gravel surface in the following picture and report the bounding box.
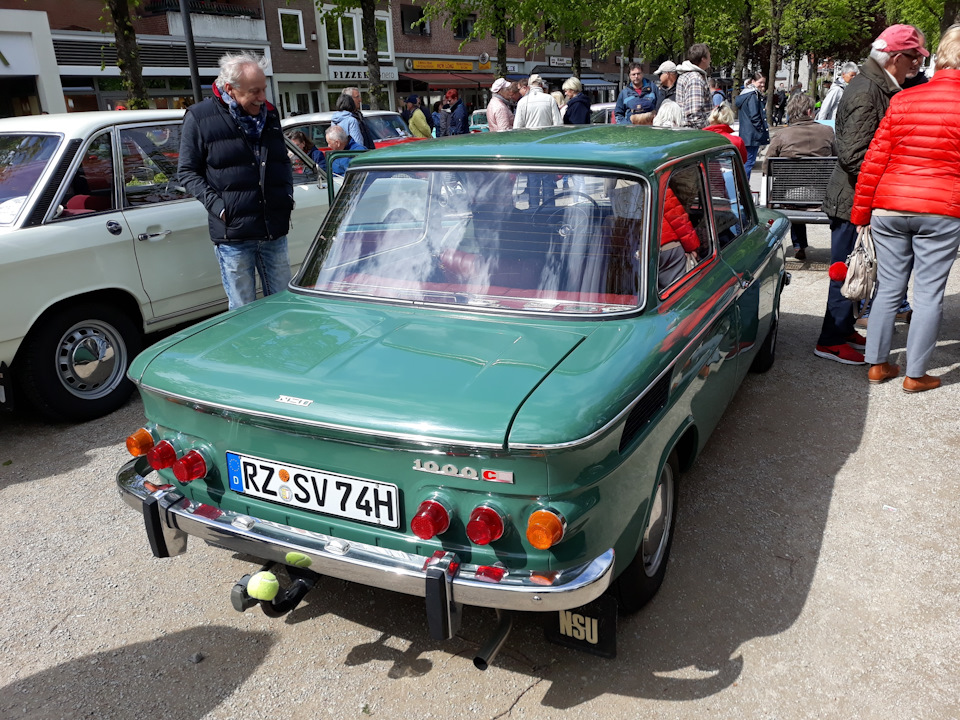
[2,225,959,719]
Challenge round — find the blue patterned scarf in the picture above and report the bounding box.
[218,83,267,143]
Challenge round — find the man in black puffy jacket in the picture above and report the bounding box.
[178,51,294,310]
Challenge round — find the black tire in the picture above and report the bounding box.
[614,451,679,614]
[750,297,779,373]
[18,302,142,422]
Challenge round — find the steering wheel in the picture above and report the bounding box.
[532,191,600,236]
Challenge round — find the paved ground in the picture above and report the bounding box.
[2,225,959,719]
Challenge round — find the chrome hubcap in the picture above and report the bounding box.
[642,462,675,578]
[55,320,126,399]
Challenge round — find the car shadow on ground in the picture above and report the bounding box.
[0,626,274,719]
[223,306,874,706]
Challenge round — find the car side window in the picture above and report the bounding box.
[706,152,750,247]
[119,124,187,207]
[288,123,329,149]
[59,131,115,218]
[658,163,712,292]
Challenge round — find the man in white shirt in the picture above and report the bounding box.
[513,74,563,129]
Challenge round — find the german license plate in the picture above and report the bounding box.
[226,452,400,529]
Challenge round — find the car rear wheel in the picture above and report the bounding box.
[614,451,678,614]
[19,302,142,422]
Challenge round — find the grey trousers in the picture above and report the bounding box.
[866,214,960,377]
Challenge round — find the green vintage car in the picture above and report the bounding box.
[118,126,789,667]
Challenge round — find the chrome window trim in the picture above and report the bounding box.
[292,162,653,317]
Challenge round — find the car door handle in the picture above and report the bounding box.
[137,230,172,242]
[738,271,754,289]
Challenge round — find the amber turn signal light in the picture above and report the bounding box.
[526,509,565,550]
[126,428,155,457]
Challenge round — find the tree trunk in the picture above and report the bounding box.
[807,52,817,101]
[682,9,695,51]
[359,0,383,110]
[733,0,752,100]
[766,0,785,125]
[493,0,508,77]
[573,37,582,79]
[106,0,148,109]
[943,0,960,36]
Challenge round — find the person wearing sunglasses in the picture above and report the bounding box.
[816,24,928,366]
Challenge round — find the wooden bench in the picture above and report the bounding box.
[761,156,836,225]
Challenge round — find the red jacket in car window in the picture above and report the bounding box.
[661,188,700,251]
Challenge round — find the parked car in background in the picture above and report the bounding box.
[118,126,789,668]
[591,102,616,124]
[469,109,489,132]
[0,110,329,422]
[282,110,424,151]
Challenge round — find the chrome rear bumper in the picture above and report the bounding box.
[117,457,614,613]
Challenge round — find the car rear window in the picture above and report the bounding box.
[295,168,649,315]
[0,134,61,225]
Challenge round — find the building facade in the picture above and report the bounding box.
[0,0,624,120]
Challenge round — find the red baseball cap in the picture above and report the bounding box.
[873,24,929,56]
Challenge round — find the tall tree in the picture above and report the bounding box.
[103,0,148,109]
[317,0,386,109]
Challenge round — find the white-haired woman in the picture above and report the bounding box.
[653,99,683,127]
[562,77,591,124]
[703,102,747,162]
[850,24,960,392]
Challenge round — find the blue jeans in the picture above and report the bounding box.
[215,237,292,310]
[817,219,857,346]
[744,146,761,177]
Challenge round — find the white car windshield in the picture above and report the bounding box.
[0,134,61,225]
[295,169,649,314]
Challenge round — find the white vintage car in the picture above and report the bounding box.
[0,110,330,422]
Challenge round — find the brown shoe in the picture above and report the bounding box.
[903,375,941,393]
[868,362,900,384]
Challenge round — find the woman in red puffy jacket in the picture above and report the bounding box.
[850,24,960,393]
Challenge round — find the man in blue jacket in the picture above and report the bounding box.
[178,51,294,310]
[615,63,657,124]
[324,125,365,174]
[735,73,770,176]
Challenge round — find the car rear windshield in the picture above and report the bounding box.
[295,169,649,314]
[365,115,412,141]
[0,134,61,225]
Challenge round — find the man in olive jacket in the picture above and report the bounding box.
[814,25,927,364]
[178,51,294,310]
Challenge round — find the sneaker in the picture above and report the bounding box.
[794,248,806,261]
[845,332,867,351]
[814,344,866,365]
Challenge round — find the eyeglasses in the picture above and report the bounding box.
[897,51,922,63]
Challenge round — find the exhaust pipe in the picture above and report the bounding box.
[473,609,513,671]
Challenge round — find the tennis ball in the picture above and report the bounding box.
[246,571,280,601]
[285,552,312,568]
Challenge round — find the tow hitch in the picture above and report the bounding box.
[231,563,320,617]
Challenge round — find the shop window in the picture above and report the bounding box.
[401,5,430,36]
[454,15,476,39]
[279,9,306,50]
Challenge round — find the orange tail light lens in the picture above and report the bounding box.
[126,428,155,457]
[526,509,565,550]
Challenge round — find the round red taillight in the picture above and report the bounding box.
[410,499,450,540]
[172,450,207,483]
[146,440,178,470]
[466,505,504,545]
